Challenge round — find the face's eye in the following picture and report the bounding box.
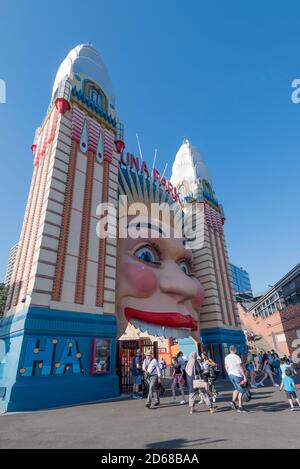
[178,260,192,276]
[133,245,159,265]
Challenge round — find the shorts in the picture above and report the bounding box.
[246,363,255,372]
[285,391,297,400]
[133,375,142,386]
[229,375,245,394]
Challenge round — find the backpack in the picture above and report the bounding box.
[272,359,280,369]
[242,382,252,402]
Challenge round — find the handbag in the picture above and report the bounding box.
[193,378,206,389]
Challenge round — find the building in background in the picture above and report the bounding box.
[171,140,246,371]
[238,262,300,358]
[3,243,19,286]
[230,263,253,302]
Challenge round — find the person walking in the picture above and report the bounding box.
[257,353,279,388]
[225,345,249,413]
[142,353,151,398]
[170,357,186,404]
[280,357,298,377]
[245,351,257,389]
[257,351,264,372]
[186,352,217,415]
[272,353,281,377]
[144,351,161,409]
[131,349,143,399]
[159,357,167,377]
[177,351,187,385]
[280,369,300,412]
[200,353,218,400]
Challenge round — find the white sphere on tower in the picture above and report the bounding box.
[52,44,116,107]
[171,139,216,203]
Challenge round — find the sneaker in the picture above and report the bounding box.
[237,407,249,413]
[250,384,257,389]
[198,400,204,405]
[132,394,139,400]
[231,401,238,411]
[145,403,151,409]
[290,407,295,412]
[180,400,186,405]
[273,384,280,388]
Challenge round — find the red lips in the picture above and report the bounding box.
[125,307,197,331]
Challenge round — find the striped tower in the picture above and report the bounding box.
[171,140,246,373]
[0,45,124,412]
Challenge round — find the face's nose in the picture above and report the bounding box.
[159,260,202,304]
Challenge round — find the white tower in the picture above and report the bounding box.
[171,140,245,371]
[0,45,124,412]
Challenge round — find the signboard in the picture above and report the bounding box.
[91,338,111,375]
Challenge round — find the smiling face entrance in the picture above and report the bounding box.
[116,219,205,344]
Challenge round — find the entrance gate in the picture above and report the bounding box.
[117,339,158,394]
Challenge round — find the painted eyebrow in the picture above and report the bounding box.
[127,222,165,236]
[157,238,193,262]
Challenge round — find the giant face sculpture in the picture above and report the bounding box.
[116,219,205,342]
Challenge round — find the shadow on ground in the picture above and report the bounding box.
[145,437,228,449]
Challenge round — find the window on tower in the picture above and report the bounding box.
[89,87,103,108]
[203,180,213,197]
[84,81,108,113]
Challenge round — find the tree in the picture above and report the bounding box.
[0,283,8,317]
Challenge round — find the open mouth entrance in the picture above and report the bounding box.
[117,321,179,395]
[117,337,159,395]
[117,321,197,395]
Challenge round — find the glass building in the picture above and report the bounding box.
[230,264,253,298]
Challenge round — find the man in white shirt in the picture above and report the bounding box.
[144,351,161,409]
[225,345,248,413]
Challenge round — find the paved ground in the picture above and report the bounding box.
[1,377,300,449]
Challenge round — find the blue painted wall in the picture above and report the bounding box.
[0,307,120,412]
[178,327,247,378]
[176,337,198,358]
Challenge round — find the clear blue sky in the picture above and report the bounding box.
[0,0,299,293]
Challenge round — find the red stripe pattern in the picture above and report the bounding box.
[34,108,59,166]
[71,106,85,142]
[87,119,101,152]
[103,128,114,162]
[204,204,223,234]
[71,105,114,162]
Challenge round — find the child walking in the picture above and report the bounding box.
[170,357,186,405]
[280,369,300,412]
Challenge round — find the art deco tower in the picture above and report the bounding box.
[0,45,124,411]
[171,140,245,371]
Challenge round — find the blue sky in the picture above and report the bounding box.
[0,0,299,293]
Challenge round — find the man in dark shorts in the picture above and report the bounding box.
[225,345,248,413]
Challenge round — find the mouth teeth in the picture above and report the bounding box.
[130,319,191,340]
